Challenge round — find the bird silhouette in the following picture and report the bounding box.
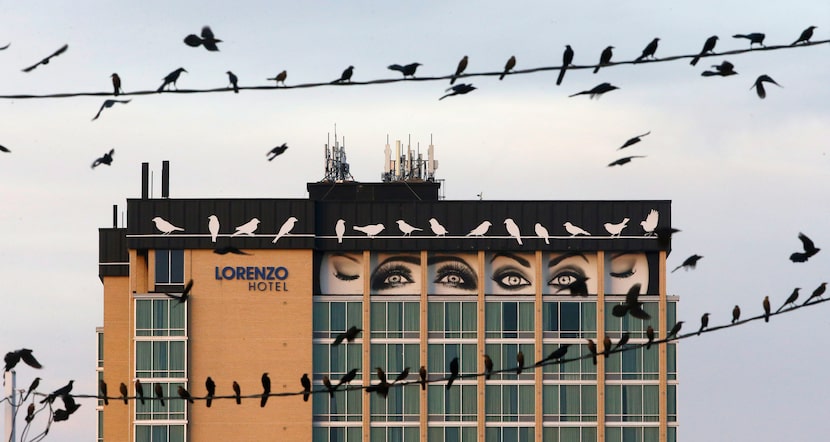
[563,222,590,236]
[792,26,817,45]
[536,344,570,366]
[164,279,193,304]
[268,70,287,86]
[111,73,123,95]
[450,55,468,85]
[690,36,718,66]
[602,335,612,358]
[332,325,362,346]
[388,62,421,78]
[41,380,73,404]
[569,82,618,99]
[698,313,710,335]
[635,38,660,62]
[232,381,241,404]
[516,351,524,375]
[368,367,390,398]
[428,218,449,236]
[205,377,216,407]
[323,375,335,398]
[654,226,681,249]
[25,403,35,423]
[611,283,651,320]
[332,65,354,84]
[4,348,42,372]
[419,366,428,391]
[184,26,222,51]
[561,276,589,296]
[671,254,703,273]
[232,218,260,236]
[613,332,630,351]
[53,394,81,421]
[483,354,494,380]
[335,219,346,243]
[776,288,801,312]
[91,149,115,168]
[608,155,646,167]
[467,221,492,237]
[667,321,684,339]
[504,218,523,245]
[337,368,358,389]
[353,223,385,238]
[152,216,184,234]
[208,215,220,242]
[446,357,459,390]
[226,71,239,93]
[177,386,194,404]
[789,232,820,262]
[534,223,550,244]
[804,282,827,305]
[500,56,516,80]
[393,367,410,384]
[732,305,741,324]
[733,33,765,47]
[586,339,597,365]
[267,143,289,161]
[158,68,187,92]
[763,296,771,322]
[92,99,131,121]
[98,379,109,406]
[0,145,10,153]
[646,326,655,349]
[751,75,782,99]
[604,218,629,237]
[701,61,737,77]
[213,246,250,255]
[640,209,659,236]
[135,379,145,405]
[594,46,614,74]
[261,372,271,407]
[556,45,574,86]
[619,131,651,150]
[301,373,311,402]
[272,216,298,243]
[439,83,476,100]
[396,220,422,236]
[23,377,40,402]
[22,44,68,72]
[155,383,165,407]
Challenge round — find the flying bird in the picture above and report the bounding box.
[92,99,131,121]
[611,283,651,320]
[232,218,260,236]
[205,377,216,407]
[99,379,109,406]
[804,282,827,305]
[91,148,115,168]
[177,385,194,404]
[164,279,193,304]
[208,215,220,242]
[792,26,817,45]
[608,156,646,167]
[446,357,459,390]
[732,305,741,324]
[536,344,570,366]
[500,56,516,80]
[157,68,187,92]
[23,377,41,402]
[0,43,9,50]
[560,275,589,296]
[466,221,492,237]
[667,321,684,339]
[332,325,362,346]
[646,326,655,349]
[776,288,801,313]
[428,218,448,236]
[4,348,42,372]
[635,38,660,62]
[594,46,614,74]
[733,33,765,47]
[111,73,123,95]
[41,380,74,404]
[751,75,782,99]
[654,226,681,249]
[563,222,590,236]
[690,35,718,66]
[763,296,771,322]
[353,223,385,238]
[789,232,820,262]
[155,383,166,407]
[0,145,10,153]
[439,83,476,100]
[586,339,597,365]
[619,131,651,150]
[419,365,428,390]
[226,71,239,93]
[232,381,241,404]
[388,62,421,78]
[267,70,287,86]
[213,246,250,255]
[701,61,737,77]
[640,209,659,236]
[332,65,354,83]
[504,218,523,245]
[450,55,468,85]
[604,218,629,237]
[698,313,710,335]
[22,44,68,72]
[534,223,550,244]
[272,216,298,243]
[569,82,618,99]
[671,254,703,273]
[184,26,222,51]
[335,219,346,243]
[556,45,574,86]
[483,354,494,380]
[301,374,311,402]
[516,351,524,375]
[260,372,271,407]
[396,220,422,236]
[135,379,145,405]
[267,143,289,161]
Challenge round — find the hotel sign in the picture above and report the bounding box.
[215,266,289,292]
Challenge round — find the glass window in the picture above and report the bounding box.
[603,301,658,338]
[485,426,534,442]
[427,385,477,422]
[371,301,420,339]
[542,426,597,442]
[97,330,104,367]
[427,426,477,442]
[483,343,534,381]
[312,426,362,442]
[484,384,535,422]
[369,426,420,442]
[312,388,363,423]
[135,341,186,378]
[605,345,659,381]
[135,424,185,442]
[541,343,597,380]
[369,343,420,422]
[428,301,477,339]
[485,302,534,339]
[605,426,660,442]
[136,299,186,337]
[542,384,596,422]
[543,301,597,339]
[154,249,184,285]
[135,382,186,421]
[605,384,659,423]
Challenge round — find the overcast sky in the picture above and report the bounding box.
[1,1,829,440]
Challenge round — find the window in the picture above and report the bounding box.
[312,426,362,442]
[541,343,597,381]
[483,343,534,381]
[135,425,185,442]
[605,384,659,422]
[370,426,420,441]
[428,301,477,339]
[542,384,597,422]
[313,299,363,424]
[605,345,659,381]
[543,301,597,339]
[135,382,186,421]
[135,341,186,378]
[427,426,477,442]
[485,384,535,422]
[154,249,184,285]
[428,384,477,422]
[542,426,597,442]
[136,299,186,337]
[605,426,660,442]
[97,328,104,368]
[604,301,658,338]
[667,384,677,422]
[370,301,420,339]
[485,301,534,339]
[485,426,534,442]
[313,388,363,423]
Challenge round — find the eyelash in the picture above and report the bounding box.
[492,267,531,290]
[371,263,415,291]
[333,270,359,281]
[547,268,585,291]
[610,268,635,279]
[433,262,477,290]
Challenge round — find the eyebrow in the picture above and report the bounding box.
[427,255,474,266]
[327,252,361,263]
[490,253,530,268]
[609,252,636,260]
[548,252,588,267]
[375,255,421,267]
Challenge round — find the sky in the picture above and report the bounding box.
[1,1,828,440]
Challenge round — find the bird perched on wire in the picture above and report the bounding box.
[23,377,40,402]
[4,348,43,372]
[732,305,741,324]
[604,218,629,237]
[367,367,390,398]
[91,149,115,168]
[111,73,123,96]
[789,232,820,262]
[157,68,187,92]
[516,351,524,375]
[393,368,410,384]
[165,279,194,304]
[232,217,259,237]
[792,26,817,45]
[396,220,422,236]
[337,368,358,390]
[690,36,718,66]
[804,282,827,305]
[155,383,166,407]
[152,216,184,235]
[586,339,598,365]
[135,379,145,405]
[177,386,194,404]
[594,46,614,74]
[205,377,215,407]
[763,296,771,322]
[671,254,703,273]
[536,344,570,366]
[301,374,311,402]
[569,82,619,99]
[25,403,35,423]
[119,382,128,404]
[260,372,271,407]
[439,83,476,100]
[751,75,782,99]
[184,26,222,51]
[701,61,737,77]
[92,99,131,121]
[450,55,468,85]
[266,143,289,161]
[446,357,459,390]
[733,33,766,47]
[619,131,651,150]
[232,381,241,404]
[98,379,109,406]
[467,221,492,237]
[697,313,710,335]
[613,332,630,351]
[272,216,298,244]
[332,325,362,346]
[268,70,287,86]
[646,326,655,349]
[556,45,574,86]
[429,218,449,236]
[635,38,660,62]
[564,222,591,236]
[22,44,68,72]
[500,56,516,80]
[611,283,651,320]
[667,321,684,339]
[41,380,73,404]
[419,366,428,390]
[388,62,421,78]
[354,223,385,238]
[332,65,354,84]
[640,209,659,236]
[602,335,612,358]
[776,288,801,313]
[504,218,523,245]
[483,354,494,380]
[534,223,550,245]
[226,71,239,93]
[322,375,335,398]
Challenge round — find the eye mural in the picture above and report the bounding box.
[604,252,658,295]
[318,252,364,295]
[427,253,479,294]
[369,252,422,295]
[543,252,599,296]
[485,252,536,295]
